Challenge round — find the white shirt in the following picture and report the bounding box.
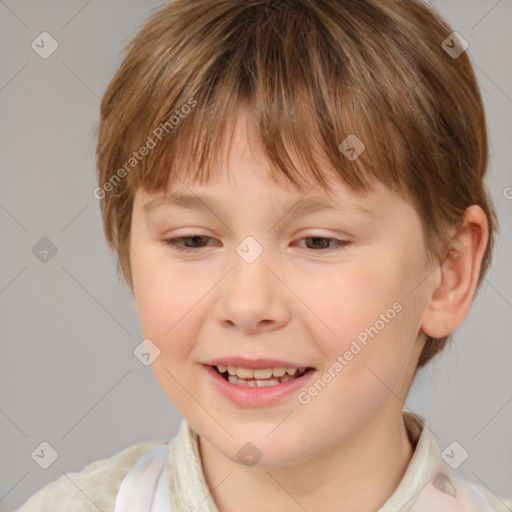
[16,412,511,511]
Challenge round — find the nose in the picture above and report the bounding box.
[213,249,291,334]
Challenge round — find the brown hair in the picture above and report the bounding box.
[95,0,498,368]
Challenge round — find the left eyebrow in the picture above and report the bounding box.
[284,195,379,218]
[143,192,379,218]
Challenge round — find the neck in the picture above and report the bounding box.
[198,409,415,512]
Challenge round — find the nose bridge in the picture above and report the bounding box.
[214,235,290,332]
[229,235,273,303]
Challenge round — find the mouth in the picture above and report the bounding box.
[205,362,316,407]
[212,364,313,387]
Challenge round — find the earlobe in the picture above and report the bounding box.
[421,205,489,339]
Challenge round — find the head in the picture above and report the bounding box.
[95,0,497,465]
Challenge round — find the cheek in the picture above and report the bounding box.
[299,300,416,434]
[306,248,424,382]
[131,256,208,407]
[131,239,199,334]
[301,257,404,344]
[134,274,204,360]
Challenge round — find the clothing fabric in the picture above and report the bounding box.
[16,412,511,511]
[112,444,172,512]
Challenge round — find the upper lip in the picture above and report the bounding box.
[205,357,313,369]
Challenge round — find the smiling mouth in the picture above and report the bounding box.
[212,364,312,387]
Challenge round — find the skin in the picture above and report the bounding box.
[129,104,489,512]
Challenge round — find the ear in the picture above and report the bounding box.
[421,205,489,338]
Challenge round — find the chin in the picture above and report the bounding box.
[218,431,308,469]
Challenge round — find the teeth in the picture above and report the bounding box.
[237,367,255,379]
[227,375,282,387]
[271,367,286,377]
[215,365,308,386]
[253,368,272,379]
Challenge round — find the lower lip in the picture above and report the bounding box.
[204,365,316,408]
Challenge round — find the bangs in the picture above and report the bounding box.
[120,1,413,203]
[129,92,388,199]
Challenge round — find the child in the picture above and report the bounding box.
[17,0,511,510]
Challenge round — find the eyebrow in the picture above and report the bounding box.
[143,192,379,218]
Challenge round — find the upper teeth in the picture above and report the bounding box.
[215,365,305,379]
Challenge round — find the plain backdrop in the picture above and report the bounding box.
[0,1,511,510]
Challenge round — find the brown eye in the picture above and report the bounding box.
[162,235,214,252]
[298,237,350,251]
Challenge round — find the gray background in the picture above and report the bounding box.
[0,1,510,510]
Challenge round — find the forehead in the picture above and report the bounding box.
[138,161,390,228]
[142,187,382,221]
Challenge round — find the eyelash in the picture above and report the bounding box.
[161,235,351,253]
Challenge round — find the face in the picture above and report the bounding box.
[129,106,433,468]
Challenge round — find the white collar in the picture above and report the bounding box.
[168,412,495,511]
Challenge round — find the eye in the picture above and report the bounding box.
[297,236,351,251]
[162,235,216,252]
[161,234,351,253]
